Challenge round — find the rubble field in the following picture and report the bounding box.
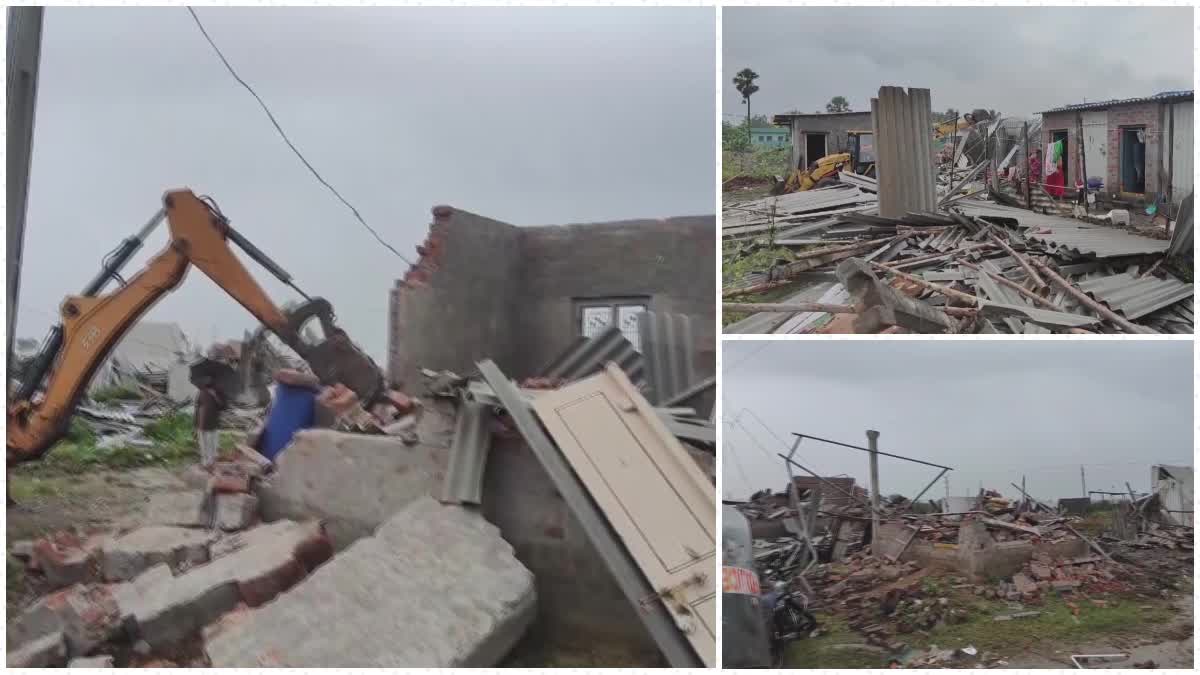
[738,485,1193,669]
[723,98,1193,335]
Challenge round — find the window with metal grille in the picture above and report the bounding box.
[576,298,648,351]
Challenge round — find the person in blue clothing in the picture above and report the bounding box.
[255,369,320,462]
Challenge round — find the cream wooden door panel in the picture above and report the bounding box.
[532,363,716,666]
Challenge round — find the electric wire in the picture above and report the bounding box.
[185,7,413,265]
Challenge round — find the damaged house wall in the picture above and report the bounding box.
[389,207,525,388]
[773,111,874,172]
[384,205,716,656]
[390,207,716,389]
[1039,92,1192,207]
[516,217,716,378]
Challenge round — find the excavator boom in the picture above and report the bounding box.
[7,190,384,465]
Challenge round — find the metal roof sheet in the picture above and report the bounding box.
[1075,272,1194,320]
[1039,90,1193,114]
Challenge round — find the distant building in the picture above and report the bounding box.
[750,126,789,148]
[89,321,196,394]
[771,111,875,174]
[1038,90,1192,213]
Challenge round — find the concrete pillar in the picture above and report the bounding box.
[871,86,936,218]
[6,6,44,379]
[866,429,881,551]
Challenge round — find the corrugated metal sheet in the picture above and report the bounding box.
[723,186,876,230]
[440,400,492,505]
[1168,192,1192,258]
[1039,90,1193,114]
[1075,271,1194,320]
[1152,465,1193,528]
[1082,110,1108,181]
[639,311,695,407]
[1168,102,1193,204]
[539,326,644,385]
[872,86,936,218]
[1025,223,1170,259]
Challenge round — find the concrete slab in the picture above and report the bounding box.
[6,631,67,667]
[101,526,212,581]
[259,419,453,549]
[69,655,115,667]
[141,491,210,528]
[7,584,121,657]
[120,520,330,650]
[206,496,536,667]
[215,494,258,531]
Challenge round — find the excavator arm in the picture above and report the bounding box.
[7,189,384,465]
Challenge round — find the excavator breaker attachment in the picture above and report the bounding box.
[280,298,386,406]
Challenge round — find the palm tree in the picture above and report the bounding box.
[733,68,760,148]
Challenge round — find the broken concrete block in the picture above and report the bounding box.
[142,491,210,528]
[1011,573,1038,596]
[6,631,68,667]
[101,526,211,582]
[206,497,535,667]
[8,584,122,657]
[10,539,36,561]
[1030,562,1053,580]
[215,494,259,531]
[259,423,453,549]
[69,654,115,667]
[121,521,329,650]
[31,533,105,589]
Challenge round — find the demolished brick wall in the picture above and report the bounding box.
[389,206,524,390]
[390,207,716,392]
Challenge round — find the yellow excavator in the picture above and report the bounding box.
[781,152,852,194]
[7,189,385,467]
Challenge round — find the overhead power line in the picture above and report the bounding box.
[185,7,413,265]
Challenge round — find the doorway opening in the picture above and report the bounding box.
[1120,127,1147,194]
[1050,130,1070,184]
[804,132,828,168]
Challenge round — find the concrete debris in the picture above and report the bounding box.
[205,497,536,667]
[734,478,1194,666]
[214,493,259,531]
[6,631,68,667]
[724,88,1193,335]
[69,654,115,667]
[100,526,211,582]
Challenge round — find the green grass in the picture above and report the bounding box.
[908,593,1174,656]
[90,384,142,404]
[724,147,791,180]
[11,411,234,477]
[781,569,1180,668]
[783,615,890,668]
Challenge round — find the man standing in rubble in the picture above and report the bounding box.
[194,375,225,470]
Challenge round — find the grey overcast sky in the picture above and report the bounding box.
[16,6,715,361]
[722,340,1194,504]
[723,6,1193,122]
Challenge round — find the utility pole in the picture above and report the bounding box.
[866,429,881,550]
[943,474,950,511]
[7,5,44,385]
[1022,121,1032,210]
[1080,465,1087,498]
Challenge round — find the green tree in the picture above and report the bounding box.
[732,68,760,147]
[825,96,851,113]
